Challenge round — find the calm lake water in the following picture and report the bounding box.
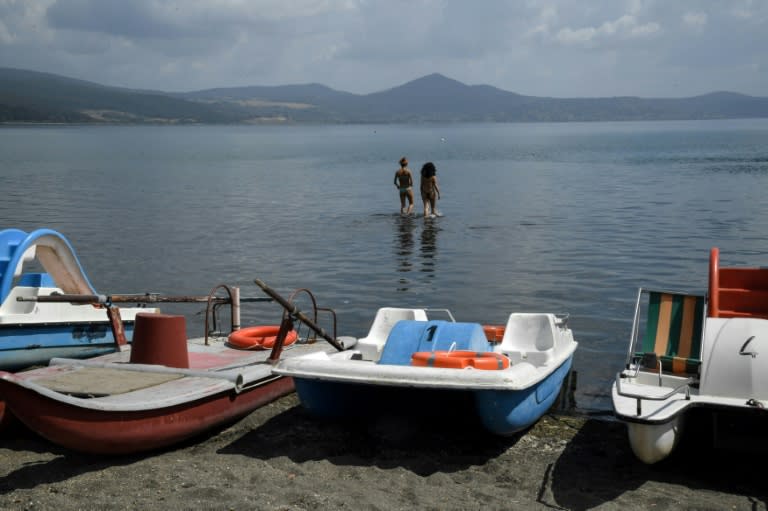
[2,120,768,416]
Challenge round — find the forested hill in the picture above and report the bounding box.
[2,68,768,124]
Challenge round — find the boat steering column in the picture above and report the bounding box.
[254,279,346,358]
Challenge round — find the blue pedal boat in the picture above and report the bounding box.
[0,228,157,372]
[272,307,578,435]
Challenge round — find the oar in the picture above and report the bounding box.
[19,294,272,304]
[20,291,272,347]
[254,279,344,352]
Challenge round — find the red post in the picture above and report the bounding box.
[268,316,295,364]
[106,305,129,351]
[708,247,720,317]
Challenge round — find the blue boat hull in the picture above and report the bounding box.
[0,322,137,371]
[475,355,573,435]
[293,355,574,435]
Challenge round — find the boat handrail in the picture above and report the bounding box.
[254,279,345,352]
[204,284,238,346]
[423,308,456,322]
[286,287,339,342]
[625,287,644,366]
[614,371,693,416]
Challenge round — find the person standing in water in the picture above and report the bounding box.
[420,161,441,217]
[394,157,414,215]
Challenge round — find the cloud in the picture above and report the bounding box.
[46,1,181,38]
[0,0,766,97]
[555,14,660,48]
[0,21,13,45]
[682,11,707,30]
[45,0,347,38]
[0,0,56,44]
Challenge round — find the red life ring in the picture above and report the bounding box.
[227,325,298,350]
[411,350,510,370]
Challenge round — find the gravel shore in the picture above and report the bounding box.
[1,394,766,510]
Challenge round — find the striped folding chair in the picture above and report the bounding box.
[631,289,705,376]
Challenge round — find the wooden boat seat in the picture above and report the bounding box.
[634,290,704,376]
[33,367,183,397]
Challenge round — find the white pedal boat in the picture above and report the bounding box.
[612,247,768,463]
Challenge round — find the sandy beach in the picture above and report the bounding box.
[0,393,766,511]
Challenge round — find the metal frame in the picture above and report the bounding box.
[618,286,707,416]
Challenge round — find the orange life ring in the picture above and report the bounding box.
[227,325,298,350]
[411,350,510,370]
[482,324,506,343]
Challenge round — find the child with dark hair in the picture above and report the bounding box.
[420,161,441,217]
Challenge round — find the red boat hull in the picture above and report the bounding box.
[0,376,294,454]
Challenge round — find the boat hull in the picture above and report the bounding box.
[0,375,294,454]
[293,355,574,436]
[476,355,573,435]
[626,417,682,465]
[294,379,478,419]
[0,322,137,371]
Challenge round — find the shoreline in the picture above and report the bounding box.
[1,394,766,510]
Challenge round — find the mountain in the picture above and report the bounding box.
[2,68,768,124]
[178,83,355,103]
[0,68,247,123]
[325,73,533,122]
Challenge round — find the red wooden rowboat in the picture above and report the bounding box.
[0,301,334,454]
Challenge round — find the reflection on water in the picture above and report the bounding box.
[419,218,440,276]
[392,215,442,292]
[394,215,415,292]
[552,369,580,416]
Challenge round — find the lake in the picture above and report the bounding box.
[2,119,767,416]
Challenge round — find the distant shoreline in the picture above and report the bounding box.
[3,67,768,125]
[3,117,768,127]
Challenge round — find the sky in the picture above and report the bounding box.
[0,0,766,98]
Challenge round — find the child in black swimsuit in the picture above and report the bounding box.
[420,161,441,217]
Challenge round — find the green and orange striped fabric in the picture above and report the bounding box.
[640,292,705,375]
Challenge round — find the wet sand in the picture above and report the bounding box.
[1,394,766,510]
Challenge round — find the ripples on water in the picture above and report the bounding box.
[1,120,767,415]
